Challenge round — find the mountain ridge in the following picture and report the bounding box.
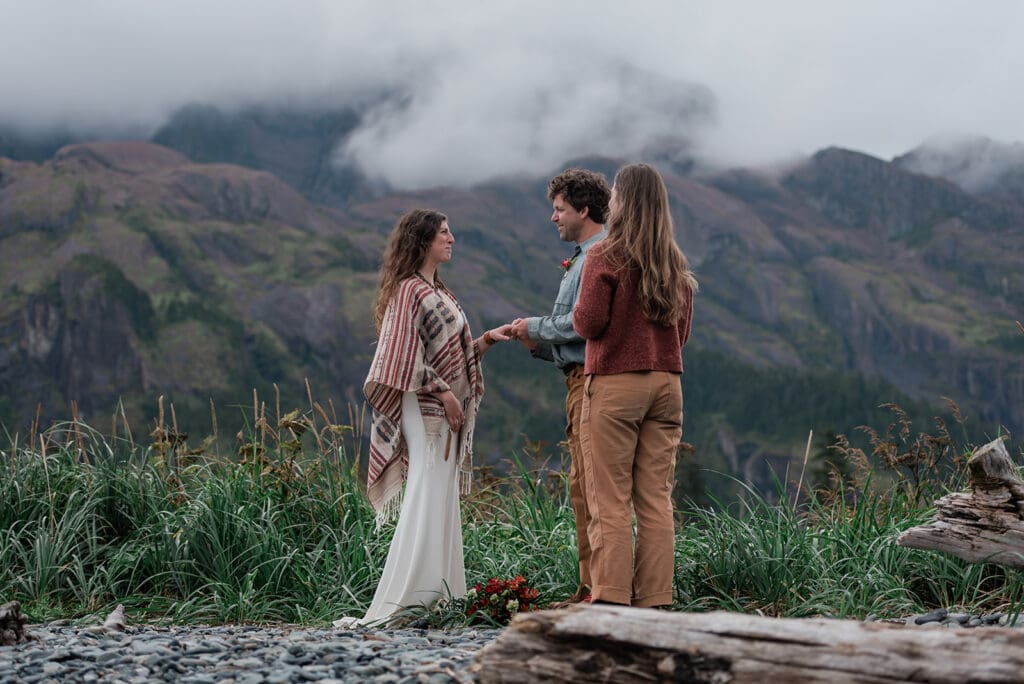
[1,121,1021,497]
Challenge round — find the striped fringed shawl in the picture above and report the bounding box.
[364,276,484,525]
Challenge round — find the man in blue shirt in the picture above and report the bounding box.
[509,168,610,606]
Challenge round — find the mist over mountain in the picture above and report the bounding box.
[6,2,1023,189]
[151,104,376,206]
[1,105,1021,499]
[896,136,1024,204]
[0,126,81,163]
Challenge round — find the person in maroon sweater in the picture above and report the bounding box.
[573,162,697,607]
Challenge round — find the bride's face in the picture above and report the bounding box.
[424,220,454,268]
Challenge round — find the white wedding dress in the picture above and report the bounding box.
[335,345,467,627]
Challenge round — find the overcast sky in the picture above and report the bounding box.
[2,0,1022,188]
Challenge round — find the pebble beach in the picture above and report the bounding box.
[3,607,1023,683]
[0,623,501,684]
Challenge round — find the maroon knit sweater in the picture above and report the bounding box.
[573,242,694,375]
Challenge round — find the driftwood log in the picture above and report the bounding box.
[898,438,1024,568]
[0,600,30,645]
[473,604,1024,683]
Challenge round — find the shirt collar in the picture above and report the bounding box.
[578,228,606,254]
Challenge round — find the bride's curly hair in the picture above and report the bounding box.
[604,163,698,326]
[374,209,449,335]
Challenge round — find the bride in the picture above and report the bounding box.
[335,209,511,627]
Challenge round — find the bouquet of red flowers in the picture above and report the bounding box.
[465,575,541,625]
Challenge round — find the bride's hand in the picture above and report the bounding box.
[488,323,514,342]
[439,390,464,432]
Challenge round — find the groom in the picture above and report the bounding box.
[509,167,610,606]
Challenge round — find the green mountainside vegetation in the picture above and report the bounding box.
[1,109,1022,501]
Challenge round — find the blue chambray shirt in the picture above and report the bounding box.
[526,229,606,369]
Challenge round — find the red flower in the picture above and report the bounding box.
[560,256,576,271]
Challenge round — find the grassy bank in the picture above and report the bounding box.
[1,409,1022,628]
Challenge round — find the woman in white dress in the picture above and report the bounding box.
[335,209,512,627]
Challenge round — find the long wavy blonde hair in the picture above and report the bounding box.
[603,163,698,326]
[374,209,449,335]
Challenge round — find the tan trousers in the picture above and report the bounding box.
[580,371,681,606]
[564,366,592,593]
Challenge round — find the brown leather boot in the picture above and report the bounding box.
[548,586,591,609]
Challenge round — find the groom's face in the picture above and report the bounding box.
[551,193,587,243]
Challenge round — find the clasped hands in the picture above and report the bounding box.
[483,318,537,349]
[507,318,538,350]
[477,319,535,350]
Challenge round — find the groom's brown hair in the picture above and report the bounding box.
[548,168,611,225]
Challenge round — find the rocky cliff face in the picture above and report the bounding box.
[0,140,572,460]
[701,148,1023,432]
[0,141,383,430]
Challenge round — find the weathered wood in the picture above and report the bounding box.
[473,604,1024,683]
[0,600,30,645]
[898,438,1024,568]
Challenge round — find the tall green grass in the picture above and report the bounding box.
[673,480,1022,619]
[1,411,1021,627]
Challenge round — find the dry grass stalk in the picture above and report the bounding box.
[39,434,56,535]
[252,388,258,436]
[274,383,281,429]
[832,401,966,507]
[119,399,134,448]
[305,378,325,452]
[792,429,813,509]
[70,399,84,460]
[209,398,218,442]
[28,402,41,456]
[308,402,327,453]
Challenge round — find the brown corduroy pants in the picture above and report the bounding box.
[580,371,681,607]
[564,366,592,593]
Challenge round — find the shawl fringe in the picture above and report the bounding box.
[374,489,404,531]
[373,435,475,531]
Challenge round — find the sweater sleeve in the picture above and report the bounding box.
[573,248,615,340]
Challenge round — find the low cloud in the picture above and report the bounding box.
[336,61,714,188]
[896,134,1024,193]
[2,0,1024,188]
